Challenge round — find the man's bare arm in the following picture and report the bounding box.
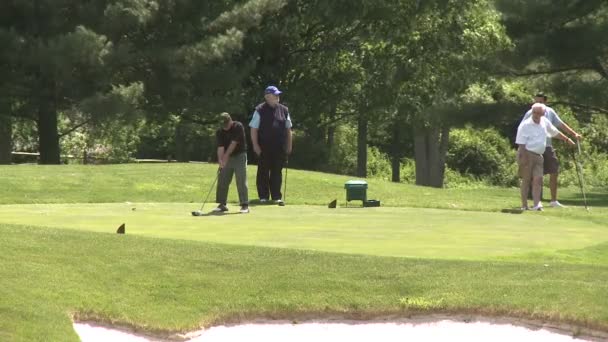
[251,128,261,155]
[558,122,582,140]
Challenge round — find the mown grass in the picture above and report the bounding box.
[1,163,605,212]
[0,204,606,260]
[0,163,607,341]
[1,225,608,341]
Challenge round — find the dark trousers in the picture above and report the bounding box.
[256,148,285,200]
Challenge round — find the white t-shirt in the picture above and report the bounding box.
[516,116,560,154]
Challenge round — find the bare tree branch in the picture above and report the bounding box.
[58,119,92,138]
[180,113,217,126]
[548,0,598,32]
[552,101,608,115]
[594,56,608,79]
[499,65,596,77]
[314,111,358,127]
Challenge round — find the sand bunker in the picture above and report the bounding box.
[74,318,599,342]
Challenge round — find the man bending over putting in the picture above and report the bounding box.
[516,103,575,211]
[214,113,249,214]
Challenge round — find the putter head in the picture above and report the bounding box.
[191,210,204,216]
[501,208,525,214]
[278,201,286,207]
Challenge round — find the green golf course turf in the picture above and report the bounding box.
[0,203,606,260]
[0,164,606,341]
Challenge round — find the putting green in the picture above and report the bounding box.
[1,203,605,260]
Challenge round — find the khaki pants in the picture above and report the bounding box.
[518,150,543,207]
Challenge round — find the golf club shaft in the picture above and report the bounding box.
[199,169,220,212]
[572,147,589,210]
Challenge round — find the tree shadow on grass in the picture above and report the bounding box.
[248,199,284,207]
[558,192,608,208]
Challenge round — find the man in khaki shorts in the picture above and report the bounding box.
[516,103,575,210]
[520,93,582,206]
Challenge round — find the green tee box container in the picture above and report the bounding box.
[344,180,367,205]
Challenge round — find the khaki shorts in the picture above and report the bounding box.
[543,146,559,175]
[518,150,544,179]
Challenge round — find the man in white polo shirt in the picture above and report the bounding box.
[520,93,582,207]
[516,103,575,210]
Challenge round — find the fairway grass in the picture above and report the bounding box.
[2,224,608,341]
[0,203,606,260]
[0,164,607,341]
[1,164,605,213]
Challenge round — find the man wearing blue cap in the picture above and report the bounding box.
[249,85,293,205]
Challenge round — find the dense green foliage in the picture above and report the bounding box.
[447,127,518,186]
[1,0,607,188]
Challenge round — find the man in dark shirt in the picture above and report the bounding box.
[249,86,293,205]
[214,112,249,213]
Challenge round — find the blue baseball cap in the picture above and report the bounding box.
[264,86,282,95]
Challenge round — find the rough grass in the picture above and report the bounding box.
[1,164,605,212]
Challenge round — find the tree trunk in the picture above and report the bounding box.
[414,125,450,188]
[356,114,367,177]
[437,126,450,186]
[33,3,60,165]
[326,107,336,150]
[174,119,190,162]
[414,129,429,186]
[0,115,12,164]
[326,126,335,150]
[391,124,400,182]
[37,103,61,164]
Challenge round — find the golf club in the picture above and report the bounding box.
[501,208,525,214]
[279,157,288,206]
[192,169,221,216]
[572,140,589,211]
